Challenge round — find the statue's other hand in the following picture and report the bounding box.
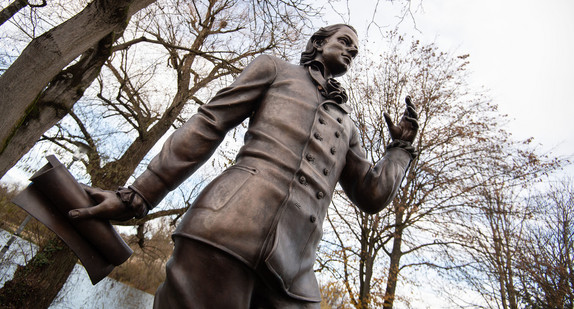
[383,96,419,144]
[68,185,132,221]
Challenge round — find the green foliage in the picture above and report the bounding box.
[30,238,64,268]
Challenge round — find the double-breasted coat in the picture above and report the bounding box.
[131,55,413,301]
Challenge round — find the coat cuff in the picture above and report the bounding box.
[130,168,170,210]
[386,140,418,160]
[116,186,149,219]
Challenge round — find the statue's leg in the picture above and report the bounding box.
[153,237,255,309]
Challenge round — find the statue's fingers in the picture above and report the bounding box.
[68,205,103,220]
[69,201,127,220]
[406,106,418,119]
[83,185,113,203]
[384,112,395,128]
[405,95,414,107]
[82,184,99,194]
[404,116,419,129]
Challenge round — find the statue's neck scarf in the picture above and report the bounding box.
[306,61,349,105]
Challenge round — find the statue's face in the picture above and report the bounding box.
[316,27,358,77]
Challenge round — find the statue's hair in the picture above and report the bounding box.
[300,24,358,65]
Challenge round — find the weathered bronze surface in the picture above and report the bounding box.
[16,24,418,306]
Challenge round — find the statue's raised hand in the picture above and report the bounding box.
[383,96,419,144]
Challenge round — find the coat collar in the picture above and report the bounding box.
[306,62,352,114]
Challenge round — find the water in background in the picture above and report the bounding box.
[0,230,154,309]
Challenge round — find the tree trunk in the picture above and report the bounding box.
[0,33,116,177]
[86,88,187,189]
[383,234,402,308]
[358,218,375,308]
[383,207,405,309]
[358,253,375,308]
[0,236,77,309]
[0,0,28,26]
[504,235,518,309]
[88,108,178,189]
[0,0,155,179]
[87,50,197,189]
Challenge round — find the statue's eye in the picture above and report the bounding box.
[338,38,350,46]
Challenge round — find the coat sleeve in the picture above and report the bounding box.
[131,55,278,208]
[339,126,413,214]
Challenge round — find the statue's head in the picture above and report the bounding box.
[300,24,358,77]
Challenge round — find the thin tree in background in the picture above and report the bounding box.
[448,182,528,309]
[517,180,574,308]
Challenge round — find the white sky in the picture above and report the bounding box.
[324,0,574,177]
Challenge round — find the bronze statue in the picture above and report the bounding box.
[68,24,418,308]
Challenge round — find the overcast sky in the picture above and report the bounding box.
[323,0,574,177]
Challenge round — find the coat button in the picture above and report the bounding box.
[323,168,330,176]
[319,117,326,124]
[299,175,307,185]
[330,147,336,155]
[335,131,340,138]
[316,191,324,199]
[306,153,314,162]
[337,117,342,123]
[310,215,317,223]
[314,133,323,141]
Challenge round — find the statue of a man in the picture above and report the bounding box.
[70,24,418,308]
